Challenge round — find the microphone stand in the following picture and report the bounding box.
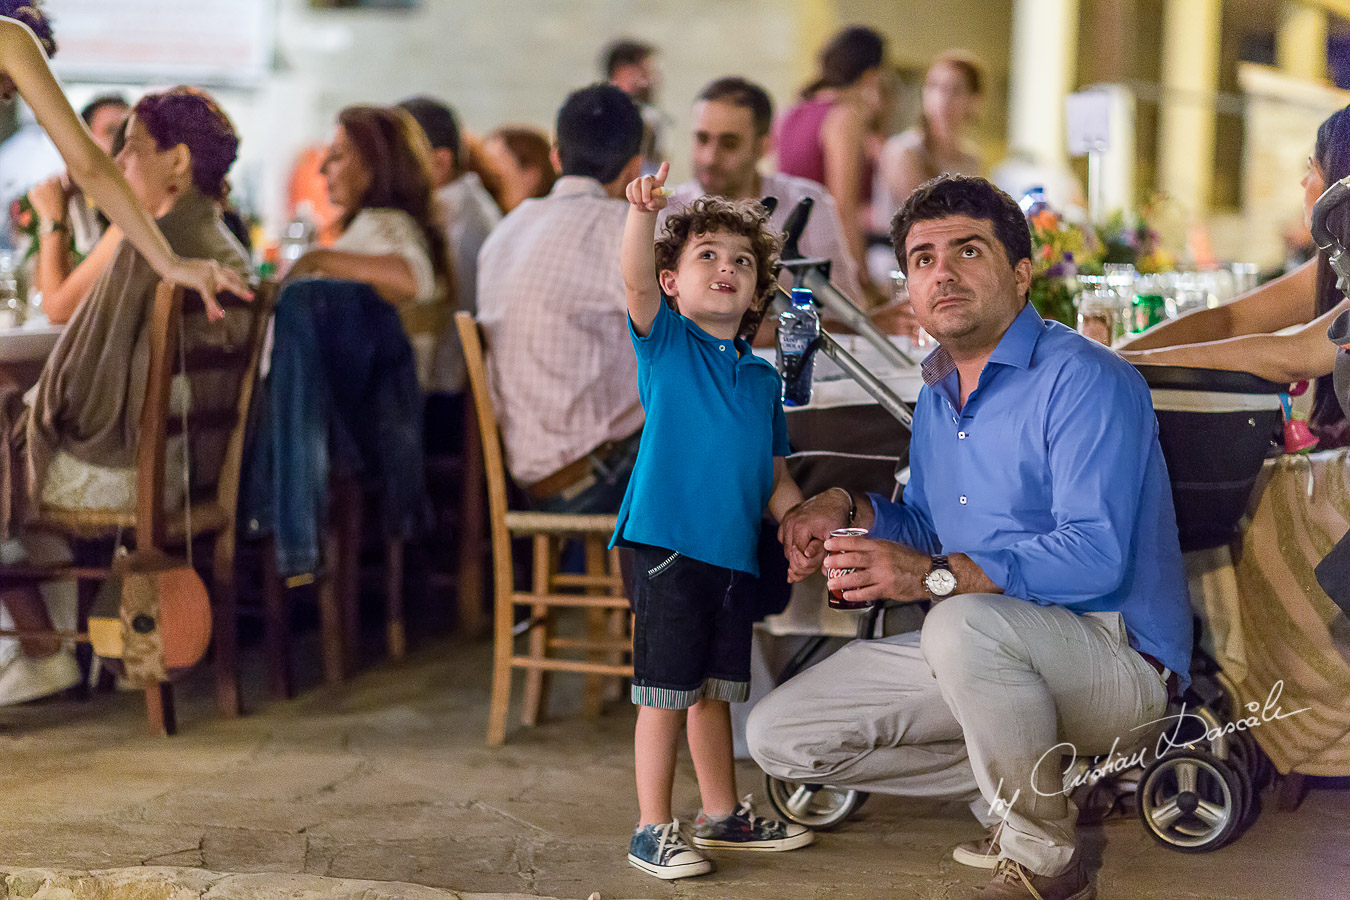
[764,196,913,431]
[776,197,917,369]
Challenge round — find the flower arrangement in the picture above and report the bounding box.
[1094,202,1176,274]
[1025,196,1178,327]
[1027,207,1100,327]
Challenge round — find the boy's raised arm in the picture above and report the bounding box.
[622,161,670,337]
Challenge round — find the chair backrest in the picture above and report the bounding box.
[137,280,276,549]
[454,312,514,587]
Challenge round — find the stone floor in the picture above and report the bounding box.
[1,634,1347,900]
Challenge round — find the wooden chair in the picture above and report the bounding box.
[455,312,632,746]
[1,280,273,734]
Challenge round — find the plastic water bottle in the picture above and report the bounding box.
[1018,185,1051,219]
[277,201,317,276]
[777,287,821,407]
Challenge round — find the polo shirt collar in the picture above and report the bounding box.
[549,176,610,199]
[665,298,758,360]
[920,301,1045,388]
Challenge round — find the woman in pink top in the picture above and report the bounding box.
[777,25,886,300]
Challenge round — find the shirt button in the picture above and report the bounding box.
[719,344,726,351]
[958,431,967,439]
[959,495,967,505]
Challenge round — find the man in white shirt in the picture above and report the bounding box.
[477,84,645,513]
[662,77,864,306]
[398,96,502,397]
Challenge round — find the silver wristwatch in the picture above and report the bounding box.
[924,554,957,598]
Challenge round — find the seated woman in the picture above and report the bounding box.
[0,86,250,699]
[1119,105,1350,448]
[287,104,451,386]
[482,125,557,213]
[0,3,247,310]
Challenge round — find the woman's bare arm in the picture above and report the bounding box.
[1116,259,1317,351]
[878,137,929,211]
[820,102,869,286]
[41,227,121,324]
[1121,296,1347,383]
[0,18,249,315]
[285,249,420,306]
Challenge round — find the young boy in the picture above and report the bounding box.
[611,161,814,880]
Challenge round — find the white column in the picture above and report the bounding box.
[1278,2,1329,83]
[1007,0,1081,167]
[1157,0,1222,219]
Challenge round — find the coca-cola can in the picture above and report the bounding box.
[826,527,872,610]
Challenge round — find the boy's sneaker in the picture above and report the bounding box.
[627,820,714,880]
[690,796,815,852]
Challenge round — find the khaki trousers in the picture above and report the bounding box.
[746,593,1167,875]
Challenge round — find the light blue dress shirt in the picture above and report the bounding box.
[870,302,1192,684]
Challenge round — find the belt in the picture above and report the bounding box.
[1138,651,1179,699]
[527,437,630,501]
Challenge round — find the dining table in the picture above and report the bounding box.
[0,316,62,390]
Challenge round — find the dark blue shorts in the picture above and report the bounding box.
[629,543,755,709]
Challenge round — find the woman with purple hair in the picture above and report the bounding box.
[0,1,248,314]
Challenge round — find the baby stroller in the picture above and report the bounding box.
[762,363,1287,853]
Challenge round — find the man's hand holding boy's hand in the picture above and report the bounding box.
[778,489,855,582]
[626,161,670,213]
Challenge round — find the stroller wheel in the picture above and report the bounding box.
[1137,749,1246,852]
[763,773,869,830]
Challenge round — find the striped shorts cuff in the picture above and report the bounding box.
[701,677,750,703]
[631,684,701,709]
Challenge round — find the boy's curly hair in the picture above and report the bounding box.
[655,196,782,340]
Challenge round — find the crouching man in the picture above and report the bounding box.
[754,175,1191,900]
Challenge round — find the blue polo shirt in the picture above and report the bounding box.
[611,301,790,574]
[871,302,1193,686]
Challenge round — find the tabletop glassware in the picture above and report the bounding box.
[891,269,934,350]
[0,252,21,330]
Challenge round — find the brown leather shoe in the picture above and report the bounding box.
[975,856,1094,900]
[952,825,1002,869]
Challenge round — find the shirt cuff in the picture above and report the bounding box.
[963,547,1020,599]
[866,493,897,540]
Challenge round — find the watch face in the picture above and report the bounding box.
[926,568,957,596]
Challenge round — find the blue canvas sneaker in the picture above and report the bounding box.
[627,819,714,880]
[691,796,815,851]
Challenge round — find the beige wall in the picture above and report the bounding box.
[240,0,1013,233]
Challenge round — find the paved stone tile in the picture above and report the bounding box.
[0,635,1346,900]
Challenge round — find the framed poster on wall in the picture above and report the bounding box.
[45,0,273,86]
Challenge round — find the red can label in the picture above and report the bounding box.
[826,528,871,609]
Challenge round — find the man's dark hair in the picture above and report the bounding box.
[890,174,1032,278]
[80,93,129,127]
[698,76,774,139]
[397,96,462,160]
[555,83,643,183]
[603,38,653,79]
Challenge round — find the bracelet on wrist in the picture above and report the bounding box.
[39,219,70,237]
[831,486,857,525]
